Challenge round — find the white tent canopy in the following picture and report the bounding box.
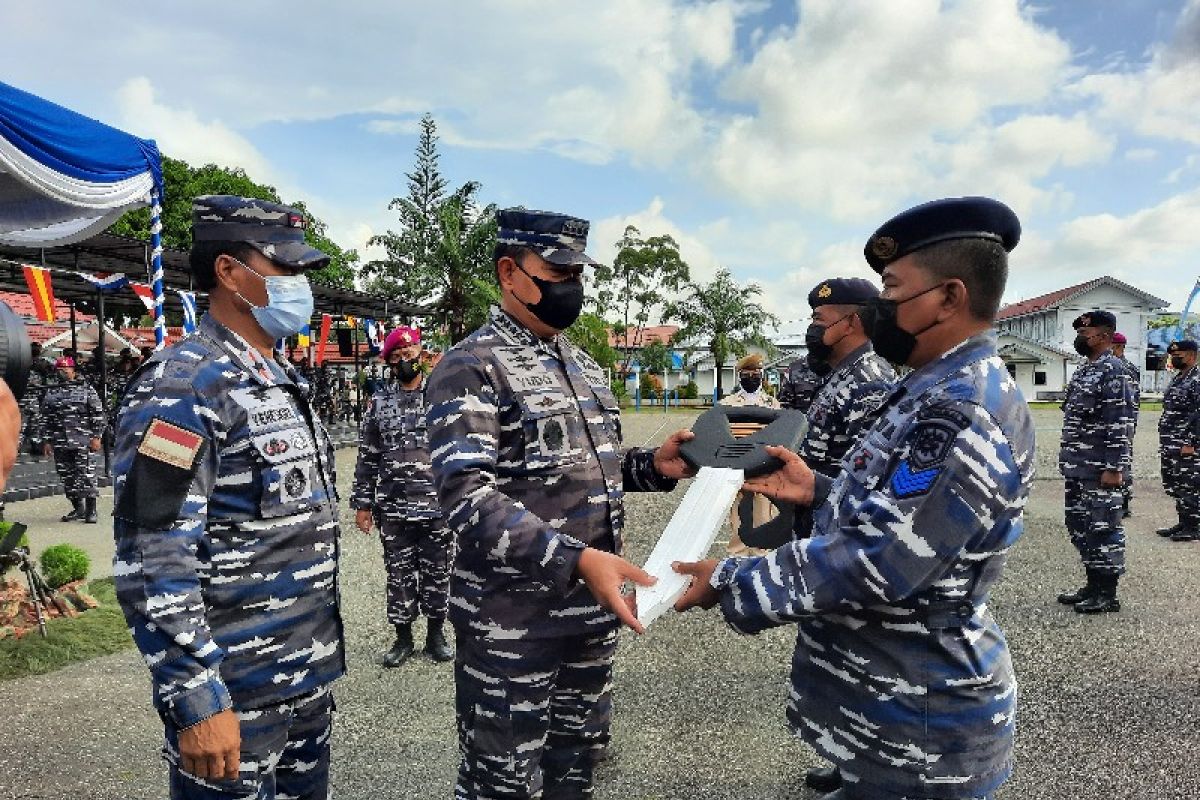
[41,321,136,354]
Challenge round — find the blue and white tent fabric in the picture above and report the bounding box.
[177,290,198,334]
[0,80,162,247]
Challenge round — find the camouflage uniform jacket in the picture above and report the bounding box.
[351,379,441,521]
[711,333,1035,798]
[1159,366,1200,454]
[798,342,896,477]
[40,377,104,448]
[425,307,677,640]
[1058,352,1136,480]
[18,368,49,450]
[777,359,827,412]
[112,313,344,730]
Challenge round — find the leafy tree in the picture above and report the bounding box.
[592,226,689,373]
[363,113,450,302]
[109,156,358,288]
[426,184,498,343]
[664,269,778,397]
[565,312,618,371]
[638,339,672,375]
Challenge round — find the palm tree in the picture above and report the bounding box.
[428,183,498,343]
[664,269,778,397]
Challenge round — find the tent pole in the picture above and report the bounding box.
[97,287,111,475]
[352,316,362,425]
[70,303,77,354]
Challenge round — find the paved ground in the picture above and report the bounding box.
[2,409,1198,800]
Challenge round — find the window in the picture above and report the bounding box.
[1034,371,1047,386]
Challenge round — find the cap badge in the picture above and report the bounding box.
[562,219,588,237]
[870,236,898,260]
[287,213,306,229]
[817,284,832,298]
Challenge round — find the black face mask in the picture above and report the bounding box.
[516,263,585,331]
[1171,356,1187,370]
[804,313,853,371]
[391,358,421,383]
[1072,334,1094,356]
[740,375,763,393]
[858,283,946,365]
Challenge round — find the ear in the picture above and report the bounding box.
[940,279,970,317]
[213,254,243,293]
[496,256,519,292]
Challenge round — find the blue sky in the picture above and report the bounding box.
[2,0,1198,332]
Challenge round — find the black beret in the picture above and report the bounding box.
[1169,340,1198,353]
[808,277,879,309]
[863,196,1021,273]
[1072,310,1117,330]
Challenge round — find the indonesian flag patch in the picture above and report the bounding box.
[138,419,205,470]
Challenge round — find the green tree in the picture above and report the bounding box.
[426,184,499,343]
[638,339,671,375]
[109,156,358,288]
[664,269,778,397]
[363,113,450,302]
[591,226,689,373]
[565,312,618,371]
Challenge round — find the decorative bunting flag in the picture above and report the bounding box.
[79,271,130,293]
[364,317,382,355]
[129,282,156,312]
[22,265,56,322]
[315,313,332,364]
[298,323,311,349]
[176,290,198,334]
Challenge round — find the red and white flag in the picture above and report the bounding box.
[130,282,156,312]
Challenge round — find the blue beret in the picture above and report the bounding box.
[1072,310,1117,330]
[1169,340,1198,353]
[496,207,598,268]
[192,195,329,270]
[808,277,879,308]
[863,196,1020,273]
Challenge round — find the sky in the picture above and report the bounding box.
[3,0,1199,333]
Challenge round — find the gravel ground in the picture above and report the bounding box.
[2,408,1198,800]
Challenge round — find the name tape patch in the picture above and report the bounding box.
[138,419,204,469]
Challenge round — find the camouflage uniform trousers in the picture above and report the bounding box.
[52,447,97,500]
[162,684,334,800]
[377,518,453,625]
[1161,453,1200,529]
[1064,478,1125,575]
[454,627,619,800]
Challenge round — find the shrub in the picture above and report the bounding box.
[680,380,699,400]
[39,544,90,589]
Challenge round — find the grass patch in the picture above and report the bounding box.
[0,577,133,681]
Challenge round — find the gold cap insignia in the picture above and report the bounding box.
[870,236,898,260]
[817,284,832,298]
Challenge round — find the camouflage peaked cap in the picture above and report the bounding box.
[192,195,330,271]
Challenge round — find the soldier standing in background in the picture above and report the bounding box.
[1110,332,1140,518]
[776,357,827,413]
[1156,340,1200,541]
[17,342,51,456]
[352,324,454,667]
[720,353,779,556]
[426,207,694,800]
[1056,310,1136,613]
[675,196,1033,800]
[40,356,103,523]
[113,196,343,800]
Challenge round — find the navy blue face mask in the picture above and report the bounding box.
[858,283,947,365]
[514,262,585,331]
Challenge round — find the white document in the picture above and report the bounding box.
[636,466,745,628]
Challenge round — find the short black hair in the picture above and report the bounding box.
[493,243,531,283]
[189,240,256,292]
[912,239,1008,320]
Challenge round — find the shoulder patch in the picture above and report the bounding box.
[138,419,205,470]
[890,461,941,498]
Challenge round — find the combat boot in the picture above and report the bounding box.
[1170,527,1200,541]
[1156,521,1183,538]
[382,623,414,668]
[804,765,843,792]
[1121,498,1132,519]
[1056,571,1096,605]
[424,619,454,662]
[84,497,98,524]
[60,498,84,522]
[1074,574,1120,614]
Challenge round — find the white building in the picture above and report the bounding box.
[994,276,1167,398]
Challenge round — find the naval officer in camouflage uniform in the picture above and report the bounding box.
[40,356,104,523]
[776,357,827,413]
[676,197,1033,800]
[425,208,694,800]
[352,324,454,667]
[1111,332,1141,517]
[1156,340,1200,541]
[113,196,343,800]
[1055,311,1136,613]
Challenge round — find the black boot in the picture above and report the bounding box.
[1075,574,1120,614]
[805,765,843,792]
[382,623,414,668]
[1171,527,1200,541]
[1156,520,1183,537]
[424,619,454,662]
[60,498,84,522]
[84,497,98,524]
[1057,570,1096,605]
[1121,497,1131,519]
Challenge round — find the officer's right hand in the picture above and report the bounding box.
[742,445,815,505]
[179,708,240,781]
[0,379,18,490]
[576,548,656,635]
[355,509,374,534]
